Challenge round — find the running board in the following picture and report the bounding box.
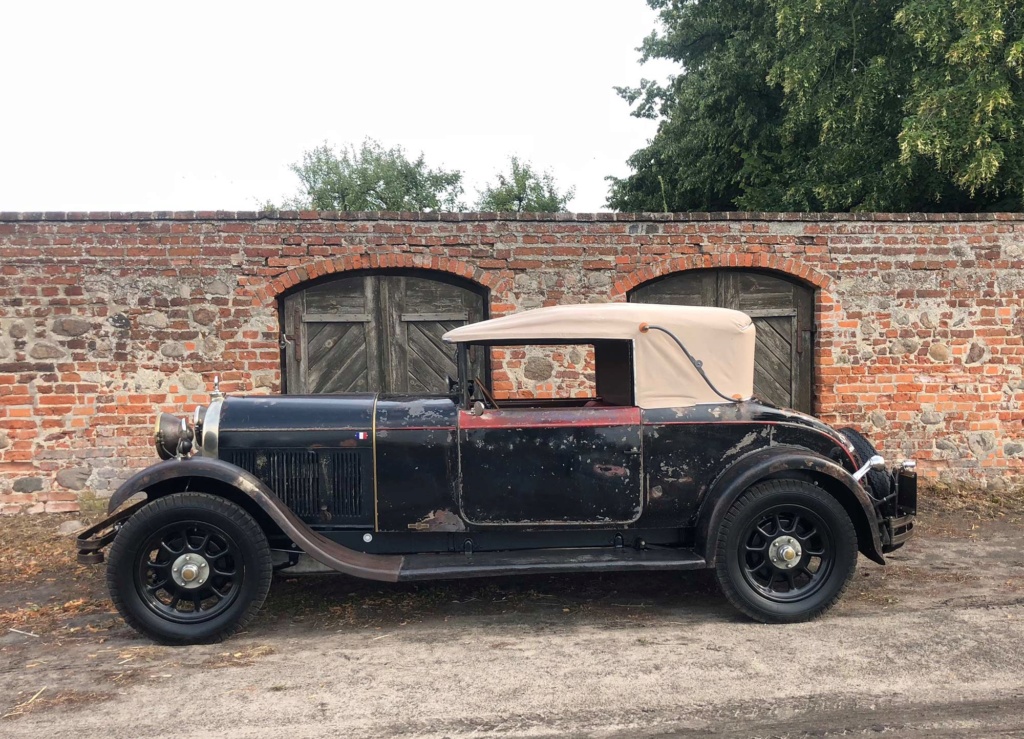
[397,547,707,581]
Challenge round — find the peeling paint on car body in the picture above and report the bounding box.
[409,509,467,532]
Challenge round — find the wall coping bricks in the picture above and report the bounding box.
[2,211,1024,223]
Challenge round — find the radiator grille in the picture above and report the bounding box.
[222,449,366,522]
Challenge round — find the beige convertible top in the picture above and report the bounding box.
[442,303,756,409]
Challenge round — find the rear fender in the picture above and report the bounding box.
[695,446,885,566]
[105,457,403,582]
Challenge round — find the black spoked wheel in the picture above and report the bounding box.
[739,505,834,602]
[136,521,241,623]
[107,493,272,644]
[715,480,857,623]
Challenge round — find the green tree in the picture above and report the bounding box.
[896,0,1024,203]
[608,0,1023,212]
[608,0,785,212]
[285,139,465,211]
[476,157,575,212]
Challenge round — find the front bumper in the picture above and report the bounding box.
[881,462,917,553]
[75,499,147,564]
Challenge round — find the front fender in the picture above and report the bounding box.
[695,446,885,566]
[106,457,403,582]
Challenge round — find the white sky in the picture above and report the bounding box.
[0,1,675,213]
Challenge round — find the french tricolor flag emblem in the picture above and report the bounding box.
[356,432,368,440]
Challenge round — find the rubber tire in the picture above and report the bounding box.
[838,426,891,498]
[715,480,857,623]
[106,493,273,645]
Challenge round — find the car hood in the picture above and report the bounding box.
[219,394,378,432]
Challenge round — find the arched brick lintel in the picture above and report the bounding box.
[611,253,835,298]
[258,253,503,303]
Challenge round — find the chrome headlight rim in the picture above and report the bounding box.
[200,399,223,458]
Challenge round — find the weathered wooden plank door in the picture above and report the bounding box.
[283,273,486,394]
[629,269,814,412]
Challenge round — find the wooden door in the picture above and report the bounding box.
[629,269,814,412]
[283,273,486,394]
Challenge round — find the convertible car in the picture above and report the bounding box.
[77,303,917,643]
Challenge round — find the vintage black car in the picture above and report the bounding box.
[78,303,916,643]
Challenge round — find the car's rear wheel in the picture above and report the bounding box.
[715,480,857,623]
[107,492,272,644]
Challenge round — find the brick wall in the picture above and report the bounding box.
[1,211,1022,513]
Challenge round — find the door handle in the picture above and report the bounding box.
[281,333,300,363]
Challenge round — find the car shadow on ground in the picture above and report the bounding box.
[258,568,732,635]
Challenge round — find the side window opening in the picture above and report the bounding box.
[594,340,634,406]
[473,340,634,409]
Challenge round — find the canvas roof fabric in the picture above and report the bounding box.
[442,303,756,409]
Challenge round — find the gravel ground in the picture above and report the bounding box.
[2,511,1023,737]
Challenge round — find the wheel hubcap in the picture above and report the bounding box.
[171,553,210,589]
[768,536,802,569]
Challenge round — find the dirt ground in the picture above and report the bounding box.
[2,502,1024,738]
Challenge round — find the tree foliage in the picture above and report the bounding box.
[897,0,1024,199]
[285,139,465,212]
[476,157,575,212]
[608,0,1024,212]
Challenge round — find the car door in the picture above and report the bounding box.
[457,406,644,525]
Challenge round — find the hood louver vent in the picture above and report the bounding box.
[222,449,369,524]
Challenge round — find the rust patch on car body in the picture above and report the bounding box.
[408,509,467,532]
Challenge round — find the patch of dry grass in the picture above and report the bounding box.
[114,645,172,664]
[1,688,112,721]
[0,512,91,586]
[0,513,111,635]
[919,481,1024,521]
[0,597,111,634]
[200,644,276,668]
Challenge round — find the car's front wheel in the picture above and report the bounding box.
[106,492,272,644]
[714,480,857,623]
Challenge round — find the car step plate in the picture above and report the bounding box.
[398,547,706,581]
